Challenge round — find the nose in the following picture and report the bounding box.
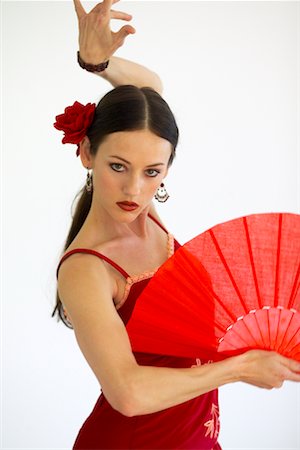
[122,174,142,197]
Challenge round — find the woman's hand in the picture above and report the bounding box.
[73,0,162,92]
[73,0,136,64]
[236,350,300,389]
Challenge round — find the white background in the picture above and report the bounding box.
[2,1,300,449]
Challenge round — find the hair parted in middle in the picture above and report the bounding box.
[85,84,179,166]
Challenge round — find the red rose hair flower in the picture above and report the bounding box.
[54,101,96,156]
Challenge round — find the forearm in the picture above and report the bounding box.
[74,1,162,93]
[126,357,240,416]
[95,56,163,93]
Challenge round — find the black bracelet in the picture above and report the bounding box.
[77,51,109,73]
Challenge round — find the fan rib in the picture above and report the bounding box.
[274,306,283,351]
[222,327,257,351]
[267,305,271,349]
[180,250,234,330]
[272,214,283,352]
[208,292,237,325]
[243,216,267,346]
[209,224,263,345]
[288,264,300,309]
[274,214,282,308]
[243,216,262,309]
[209,229,248,313]
[285,323,300,356]
[276,312,295,355]
[249,309,267,348]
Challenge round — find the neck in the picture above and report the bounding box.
[83,201,152,242]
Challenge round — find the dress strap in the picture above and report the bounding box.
[56,248,130,280]
[148,212,168,234]
[56,213,169,280]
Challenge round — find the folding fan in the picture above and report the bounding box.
[126,213,300,362]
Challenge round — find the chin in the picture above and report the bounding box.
[113,209,140,222]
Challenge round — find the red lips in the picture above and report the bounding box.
[116,201,139,211]
[118,201,139,207]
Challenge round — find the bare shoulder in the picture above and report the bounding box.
[57,252,138,415]
[57,251,117,321]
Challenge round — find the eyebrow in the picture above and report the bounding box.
[109,155,165,167]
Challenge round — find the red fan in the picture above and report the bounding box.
[126,213,300,362]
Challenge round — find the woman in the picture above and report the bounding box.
[52,1,300,448]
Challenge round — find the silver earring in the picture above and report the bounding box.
[85,167,93,192]
[155,183,169,203]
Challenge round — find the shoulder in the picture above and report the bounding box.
[57,250,118,322]
[57,247,116,288]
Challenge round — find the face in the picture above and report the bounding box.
[85,129,172,222]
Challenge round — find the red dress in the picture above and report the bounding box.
[57,214,222,450]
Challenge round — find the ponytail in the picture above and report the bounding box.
[51,185,93,328]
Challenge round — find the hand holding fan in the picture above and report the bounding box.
[126,213,300,361]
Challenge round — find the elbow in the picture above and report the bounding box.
[152,74,163,95]
[104,382,142,418]
[143,71,163,95]
[118,398,138,418]
[119,384,144,417]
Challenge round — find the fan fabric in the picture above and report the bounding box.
[126,212,300,361]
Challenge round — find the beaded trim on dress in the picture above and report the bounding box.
[61,233,175,322]
[116,233,175,310]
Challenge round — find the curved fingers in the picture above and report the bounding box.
[286,371,300,382]
[110,9,133,21]
[267,353,300,385]
[278,354,300,374]
[284,356,300,373]
[111,24,136,46]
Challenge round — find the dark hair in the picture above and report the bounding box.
[52,85,179,328]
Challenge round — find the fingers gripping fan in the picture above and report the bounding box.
[126,213,300,361]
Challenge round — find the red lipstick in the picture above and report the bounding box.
[116,201,139,211]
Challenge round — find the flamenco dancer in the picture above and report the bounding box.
[52,1,300,448]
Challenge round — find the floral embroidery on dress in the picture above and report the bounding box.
[204,403,220,439]
[191,358,202,368]
[191,358,214,368]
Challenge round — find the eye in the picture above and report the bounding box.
[146,169,160,177]
[110,163,125,172]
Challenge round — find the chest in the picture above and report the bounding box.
[100,230,169,282]
[103,231,171,306]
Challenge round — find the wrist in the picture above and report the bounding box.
[77,51,109,73]
[194,356,243,389]
[212,354,245,385]
[228,352,250,383]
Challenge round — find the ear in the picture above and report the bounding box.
[79,136,94,169]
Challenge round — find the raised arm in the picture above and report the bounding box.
[73,0,163,93]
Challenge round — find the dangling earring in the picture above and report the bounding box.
[155,183,169,203]
[85,167,93,193]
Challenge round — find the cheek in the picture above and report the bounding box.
[94,168,116,191]
[146,183,161,200]
[146,177,161,191]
